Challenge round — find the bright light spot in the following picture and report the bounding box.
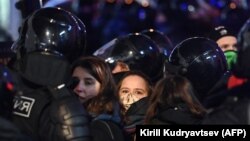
[188,5,195,12]
[141,0,149,7]
[59,30,65,36]
[46,31,50,36]
[230,2,236,9]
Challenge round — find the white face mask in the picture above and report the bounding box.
[119,75,149,111]
[120,92,140,111]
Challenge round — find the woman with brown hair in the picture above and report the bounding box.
[70,56,124,141]
[71,56,119,119]
[117,70,153,141]
[145,74,206,125]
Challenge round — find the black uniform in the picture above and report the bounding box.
[11,7,90,141]
[0,64,32,141]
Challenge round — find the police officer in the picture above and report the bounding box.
[0,64,31,141]
[140,28,174,77]
[10,7,90,141]
[168,37,228,108]
[93,33,163,84]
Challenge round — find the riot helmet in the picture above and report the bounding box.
[233,18,250,78]
[140,28,173,59]
[12,7,86,63]
[169,37,227,102]
[94,33,162,83]
[141,29,174,76]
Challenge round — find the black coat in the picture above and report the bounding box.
[150,103,203,125]
[123,97,149,141]
[202,81,250,124]
[11,55,91,141]
[0,117,32,141]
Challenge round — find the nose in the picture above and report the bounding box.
[74,80,85,93]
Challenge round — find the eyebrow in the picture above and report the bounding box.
[120,87,146,92]
[84,77,98,83]
[120,87,129,90]
[72,76,96,82]
[134,88,146,92]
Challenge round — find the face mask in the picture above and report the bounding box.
[224,50,237,70]
[120,92,140,111]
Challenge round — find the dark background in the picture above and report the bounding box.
[1,0,250,55]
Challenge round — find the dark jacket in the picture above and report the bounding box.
[0,117,32,141]
[11,55,91,141]
[149,103,203,125]
[202,81,250,124]
[90,120,125,141]
[89,101,125,141]
[124,97,149,141]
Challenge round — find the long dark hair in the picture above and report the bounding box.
[145,74,206,123]
[71,56,118,115]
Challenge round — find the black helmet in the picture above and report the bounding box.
[140,28,173,59]
[141,29,174,76]
[233,18,250,78]
[12,7,86,63]
[94,33,162,83]
[169,37,227,102]
[0,64,15,118]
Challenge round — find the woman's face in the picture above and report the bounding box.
[119,75,149,110]
[72,66,101,104]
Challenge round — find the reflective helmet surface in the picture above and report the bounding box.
[140,29,174,59]
[94,33,162,83]
[234,18,250,78]
[169,37,227,102]
[12,7,86,62]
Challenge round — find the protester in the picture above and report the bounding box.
[70,56,124,141]
[202,18,250,124]
[145,74,206,125]
[209,25,247,89]
[117,71,153,141]
[209,25,238,70]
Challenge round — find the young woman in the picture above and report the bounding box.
[71,56,124,141]
[145,74,206,125]
[117,71,153,141]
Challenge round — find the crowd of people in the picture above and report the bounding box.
[0,1,250,141]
